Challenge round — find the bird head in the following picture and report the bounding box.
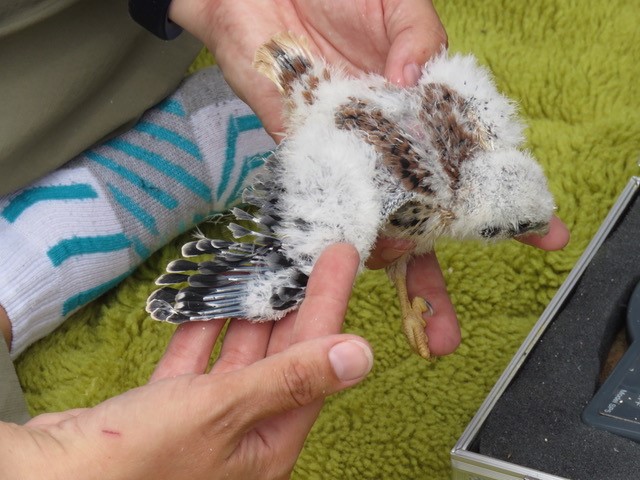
[446,149,555,242]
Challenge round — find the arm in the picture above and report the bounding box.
[0,245,372,480]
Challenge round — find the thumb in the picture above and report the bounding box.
[383,0,448,86]
[225,334,373,427]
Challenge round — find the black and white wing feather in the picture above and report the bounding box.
[146,158,312,323]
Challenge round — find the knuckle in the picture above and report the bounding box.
[280,358,317,408]
[216,346,253,372]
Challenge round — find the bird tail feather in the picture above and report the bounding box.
[253,32,316,95]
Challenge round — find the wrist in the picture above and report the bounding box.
[170,0,288,136]
[1,418,120,480]
[168,0,222,47]
[0,422,67,479]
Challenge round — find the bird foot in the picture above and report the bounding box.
[402,297,433,361]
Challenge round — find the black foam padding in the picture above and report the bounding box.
[477,189,640,479]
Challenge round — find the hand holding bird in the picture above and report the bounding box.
[148,32,564,360]
[168,0,569,359]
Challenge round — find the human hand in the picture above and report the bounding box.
[1,244,372,480]
[168,0,451,351]
[169,0,447,135]
[366,216,570,357]
[168,0,569,359]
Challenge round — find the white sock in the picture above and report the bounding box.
[0,67,275,358]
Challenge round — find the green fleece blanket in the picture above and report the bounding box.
[15,0,640,478]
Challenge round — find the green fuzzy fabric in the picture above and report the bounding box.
[15,0,640,478]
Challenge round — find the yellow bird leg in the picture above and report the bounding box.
[387,256,433,361]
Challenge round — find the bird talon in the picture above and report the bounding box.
[402,296,433,361]
[412,297,433,316]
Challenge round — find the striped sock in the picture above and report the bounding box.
[0,67,275,358]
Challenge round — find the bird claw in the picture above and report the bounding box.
[402,296,433,361]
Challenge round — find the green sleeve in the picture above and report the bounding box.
[0,338,29,424]
[0,0,202,195]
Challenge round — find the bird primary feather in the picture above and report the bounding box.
[147,32,555,359]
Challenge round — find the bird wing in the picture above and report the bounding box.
[146,153,311,323]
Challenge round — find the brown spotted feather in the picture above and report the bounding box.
[420,84,487,188]
[335,98,434,195]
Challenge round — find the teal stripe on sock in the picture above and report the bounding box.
[192,213,207,224]
[131,236,151,259]
[47,234,131,267]
[108,139,212,202]
[228,152,271,205]
[135,122,202,160]
[217,114,264,199]
[158,98,185,117]
[236,115,263,132]
[86,151,178,210]
[62,270,132,316]
[107,184,159,236]
[2,184,97,223]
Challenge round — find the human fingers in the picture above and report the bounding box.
[383,0,447,86]
[291,243,360,342]
[264,244,360,356]
[248,338,375,473]
[406,251,461,356]
[210,320,274,374]
[222,334,372,440]
[516,215,570,251]
[150,320,225,382]
[366,236,415,270]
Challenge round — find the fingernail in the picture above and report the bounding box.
[380,247,409,263]
[403,63,422,86]
[329,340,373,381]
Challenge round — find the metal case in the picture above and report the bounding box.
[450,177,640,480]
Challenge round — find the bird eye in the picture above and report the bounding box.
[515,221,551,236]
[480,226,501,238]
[515,221,532,234]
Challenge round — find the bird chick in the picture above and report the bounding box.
[147,33,555,360]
